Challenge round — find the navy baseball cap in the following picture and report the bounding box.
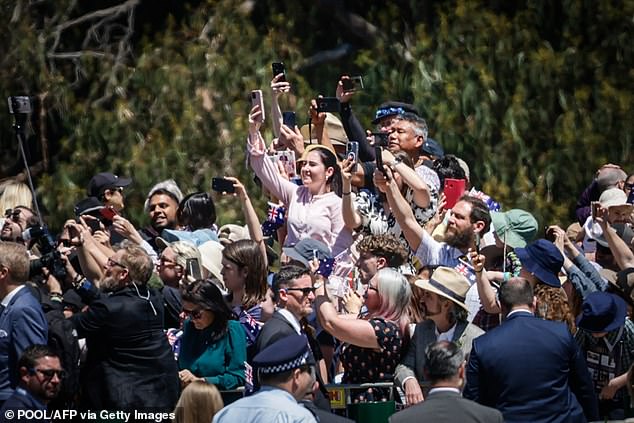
[87,172,131,197]
[371,101,419,124]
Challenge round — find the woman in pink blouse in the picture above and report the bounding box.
[247,105,353,256]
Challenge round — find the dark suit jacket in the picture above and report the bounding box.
[255,311,330,409]
[464,311,599,423]
[0,287,48,401]
[394,319,483,389]
[389,390,503,423]
[71,284,179,411]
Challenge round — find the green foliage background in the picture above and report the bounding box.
[0,0,632,231]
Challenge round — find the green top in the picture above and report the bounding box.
[178,319,246,390]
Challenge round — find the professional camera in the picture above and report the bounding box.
[23,225,67,281]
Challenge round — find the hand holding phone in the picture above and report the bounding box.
[186,258,203,281]
[272,62,286,82]
[212,177,236,194]
[443,178,466,209]
[346,142,359,172]
[282,111,296,128]
[250,90,265,122]
[375,146,388,177]
[342,76,364,92]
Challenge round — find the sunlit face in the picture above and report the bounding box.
[104,187,125,211]
[158,247,183,287]
[363,275,381,313]
[148,194,179,231]
[182,300,215,330]
[300,151,333,195]
[607,205,633,224]
[387,120,422,154]
[445,201,475,249]
[101,250,128,292]
[356,253,380,285]
[221,257,246,293]
[23,356,63,403]
[1,207,34,242]
[284,274,315,319]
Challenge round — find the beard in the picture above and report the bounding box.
[101,275,121,293]
[444,225,474,250]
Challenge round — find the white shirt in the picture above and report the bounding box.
[1,285,25,307]
[277,308,302,334]
[435,322,457,343]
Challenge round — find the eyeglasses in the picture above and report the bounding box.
[29,368,66,380]
[367,285,379,292]
[106,257,127,270]
[158,258,180,269]
[4,209,21,222]
[183,308,204,320]
[285,287,317,296]
[108,187,124,194]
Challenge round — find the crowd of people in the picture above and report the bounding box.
[1,72,634,423]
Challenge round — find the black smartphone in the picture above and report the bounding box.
[591,201,600,219]
[316,97,340,113]
[342,76,364,92]
[186,258,203,281]
[371,132,389,147]
[282,111,296,128]
[375,146,387,177]
[211,177,236,194]
[346,141,359,172]
[272,62,286,82]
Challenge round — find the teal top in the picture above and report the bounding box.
[178,319,246,390]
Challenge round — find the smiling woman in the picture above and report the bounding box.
[247,105,354,256]
[178,279,247,390]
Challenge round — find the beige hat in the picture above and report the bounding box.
[599,188,632,210]
[218,224,250,246]
[198,240,224,284]
[415,267,470,311]
[297,144,337,162]
[300,113,348,146]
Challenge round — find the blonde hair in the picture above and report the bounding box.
[0,182,33,216]
[173,381,224,423]
[373,268,412,336]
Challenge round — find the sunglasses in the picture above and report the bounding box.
[285,287,317,296]
[29,368,66,380]
[183,308,204,320]
[4,209,21,222]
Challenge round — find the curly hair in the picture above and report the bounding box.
[534,284,576,334]
[356,234,408,268]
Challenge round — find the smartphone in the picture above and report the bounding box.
[85,217,101,233]
[443,178,466,209]
[342,76,364,92]
[591,201,600,219]
[186,258,203,281]
[99,206,118,223]
[282,111,296,128]
[375,146,387,177]
[316,97,340,113]
[250,90,265,122]
[346,141,359,172]
[272,62,286,82]
[211,177,236,194]
[370,132,389,147]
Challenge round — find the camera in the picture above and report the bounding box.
[371,132,389,147]
[316,97,340,113]
[23,225,67,281]
[7,96,32,114]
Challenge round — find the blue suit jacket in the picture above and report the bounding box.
[464,311,599,423]
[0,287,48,401]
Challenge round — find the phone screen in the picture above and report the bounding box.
[211,177,236,194]
[186,258,203,281]
[282,111,296,128]
[272,62,286,82]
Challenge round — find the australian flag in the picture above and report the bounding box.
[468,188,501,212]
[261,202,286,236]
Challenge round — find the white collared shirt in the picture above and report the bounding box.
[435,322,457,343]
[428,387,461,395]
[1,285,25,308]
[506,308,533,318]
[277,308,302,334]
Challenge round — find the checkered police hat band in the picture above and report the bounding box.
[258,351,310,374]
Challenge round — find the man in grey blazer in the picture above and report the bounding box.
[390,341,503,423]
[394,267,483,405]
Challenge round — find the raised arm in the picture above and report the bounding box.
[336,76,374,161]
[270,73,291,138]
[340,158,362,231]
[247,105,297,205]
[379,166,424,251]
[597,206,634,270]
[382,149,431,208]
[470,250,501,314]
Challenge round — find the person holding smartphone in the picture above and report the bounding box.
[247,103,354,257]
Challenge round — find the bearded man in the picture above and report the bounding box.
[69,241,179,411]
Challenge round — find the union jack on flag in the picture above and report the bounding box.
[262,203,286,236]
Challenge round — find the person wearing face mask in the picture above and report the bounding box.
[247,104,354,257]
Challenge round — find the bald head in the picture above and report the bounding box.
[597,167,626,192]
